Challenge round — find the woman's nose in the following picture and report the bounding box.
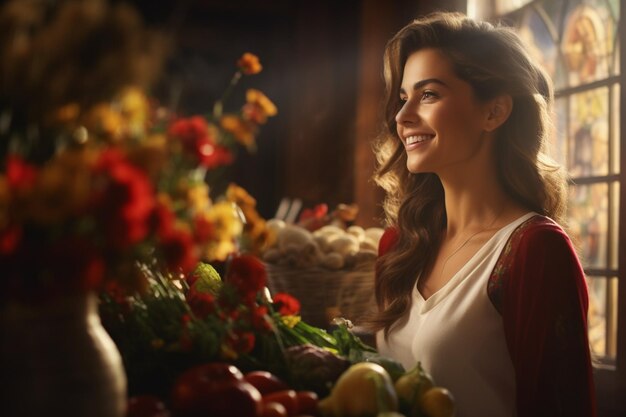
[395,101,418,126]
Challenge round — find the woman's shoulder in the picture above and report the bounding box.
[489,214,579,312]
[511,214,573,249]
[378,226,399,256]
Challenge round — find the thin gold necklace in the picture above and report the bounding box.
[438,208,505,281]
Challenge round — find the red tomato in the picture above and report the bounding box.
[262,390,298,417]
[170,362,261,417]
[295,391,319,416]
[126,395,170,417]
[260,401,288,417]
[244,371,289,396]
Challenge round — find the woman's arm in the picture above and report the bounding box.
[502,221,597,417]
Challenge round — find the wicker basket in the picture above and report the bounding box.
[265,261,376,328]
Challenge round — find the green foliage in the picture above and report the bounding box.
[100,263,395,398]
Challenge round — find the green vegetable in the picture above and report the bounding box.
[331,318,405,381]
[319,362,398,417]
[394,362,434,417]
[191,262,222,294]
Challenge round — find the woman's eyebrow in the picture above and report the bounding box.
[399,78,448,95]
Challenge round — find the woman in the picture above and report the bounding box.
[371,12,596,417]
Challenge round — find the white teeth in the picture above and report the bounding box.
[405,135,432,145]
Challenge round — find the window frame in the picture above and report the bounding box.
[469,0,626,413]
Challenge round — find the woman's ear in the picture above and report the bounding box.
[484,94,513,132]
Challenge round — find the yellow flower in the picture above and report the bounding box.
[118,86,150,137]
[203,201,243,261]
[220,115,256,148]
[246,89,277,117]
[187,183,212,214]
[237,52,262,75]
[281,315,301,328]
[225,183,270,253]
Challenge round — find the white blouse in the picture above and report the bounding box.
[376,212,536,417]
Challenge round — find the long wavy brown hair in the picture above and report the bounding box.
[370,12,568,338]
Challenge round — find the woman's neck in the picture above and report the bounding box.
[438,160,513,237]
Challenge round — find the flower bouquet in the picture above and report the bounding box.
[0,1,277,416]
[0,13,277,304]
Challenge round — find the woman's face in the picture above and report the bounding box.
[395,48,492,175]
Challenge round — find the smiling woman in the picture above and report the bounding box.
[368,11,597,417]
[395,48,506,177]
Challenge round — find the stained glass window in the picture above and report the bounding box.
[477,0,622,363]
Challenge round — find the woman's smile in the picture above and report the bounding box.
[396,48,490,175]
[404,133,435,150]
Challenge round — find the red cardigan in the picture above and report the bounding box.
[378,216,597,417]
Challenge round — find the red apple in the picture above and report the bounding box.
[170,362,262,417]
[244,371,289,396]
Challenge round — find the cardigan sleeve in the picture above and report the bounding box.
[502,221,597,417]
[378,226,399,257]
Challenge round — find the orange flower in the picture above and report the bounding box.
[237,52,262,75]
[226,183,256,207]
[245,89,277,117]
[220,115,256,148]
[82,103,124,142]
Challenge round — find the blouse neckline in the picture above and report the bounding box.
[415,212,536,311]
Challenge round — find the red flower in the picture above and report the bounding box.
[299,204,328,222]
[192,214,215,243]
[225,331,255,354]
[0,225,21,255]
[250,304,271,331]
[188,291,216,319]
[103,281,133,315]
[95,149,156,248]
[224,254,266,299]
[272,292,301,316]
[6,155,37,190]
[151,200,176,239]
[298,203,329,231]
[158,228,198,275]
[168,116,209,150]
[168,116,233,168]
[196,139,233,169]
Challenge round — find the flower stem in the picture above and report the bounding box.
[213,71,242,118]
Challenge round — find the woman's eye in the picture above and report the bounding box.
[421,90,437,100]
